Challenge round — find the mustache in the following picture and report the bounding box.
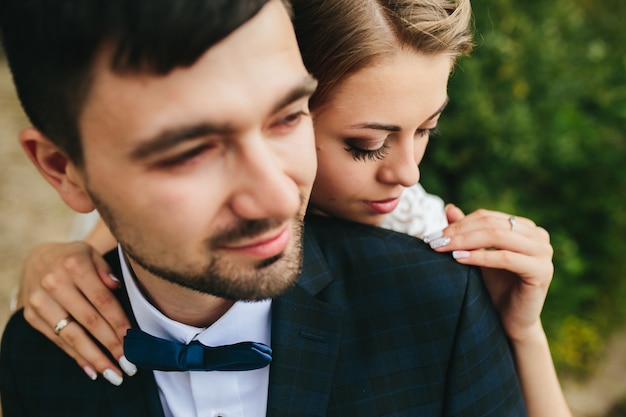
[210,218,286,248]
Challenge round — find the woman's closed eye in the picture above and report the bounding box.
[416,127,440,138]
[344,140,390,162]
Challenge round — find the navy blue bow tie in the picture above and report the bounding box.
[123,328,272,372]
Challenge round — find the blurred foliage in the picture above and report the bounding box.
[552,315,603,375]
[420,0,626,374]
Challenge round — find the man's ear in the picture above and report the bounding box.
[19,127,96,213]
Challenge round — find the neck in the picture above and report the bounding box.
[127,256,234,328]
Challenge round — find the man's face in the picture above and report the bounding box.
[76,1,317,300]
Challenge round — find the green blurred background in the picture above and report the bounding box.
[421,0,626,381]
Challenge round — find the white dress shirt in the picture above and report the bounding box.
[119,246,272,417]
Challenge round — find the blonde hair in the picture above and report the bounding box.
[291,0,473,108]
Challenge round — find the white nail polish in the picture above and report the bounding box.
[119,355,137,376]
[82,365,98,381]
[452,250,470,260]
[103,369,123,386]
[108,273,120,283]
[429,237,451,249]
[422,231,443,244]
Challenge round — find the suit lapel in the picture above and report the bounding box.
[103,249,166,417]
[103,369,166,417]
[267,228,345,417]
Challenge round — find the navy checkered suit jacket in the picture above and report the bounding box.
[1,215,527,416]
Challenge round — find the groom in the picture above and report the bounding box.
[0,0,527,415]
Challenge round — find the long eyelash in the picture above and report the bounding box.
[416,127,440,138]
[345,143,390,162]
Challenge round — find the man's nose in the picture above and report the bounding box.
[228,138,301,220]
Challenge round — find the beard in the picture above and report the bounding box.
[90,191,306,301]
[125,217,304,300]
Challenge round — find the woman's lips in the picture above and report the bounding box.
[364,198,400,215]
[219,226,290,259]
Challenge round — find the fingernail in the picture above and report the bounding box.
[452,250,470,260]
[108,273,120,283]
[103,369,123,386]
[429,237,451,249]
[119,355,137,376]
[83,365,98,381]
[422,231,443,244]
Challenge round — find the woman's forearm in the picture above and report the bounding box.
[512,324,572,417]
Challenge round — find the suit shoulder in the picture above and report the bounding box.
[1,309,47,355]
[304,215,481,301]
[305,215,432,254]
[305,215,468,272]
[1,310,78,377]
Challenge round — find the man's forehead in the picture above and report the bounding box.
[79,0,309,148]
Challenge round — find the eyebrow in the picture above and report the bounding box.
[129,74,318,161]
[129,123,228,161]
[347,96,450,133]
[272,74,318,114]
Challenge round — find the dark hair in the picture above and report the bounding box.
[291,0,473,110]
[0,0,270,165]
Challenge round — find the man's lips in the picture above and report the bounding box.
[219,226,290,259]
[364,198,400,215]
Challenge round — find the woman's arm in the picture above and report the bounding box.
[428,205,572,417]
[17,218,133,385]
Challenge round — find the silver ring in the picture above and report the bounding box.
[53,316,73,335]
[508,215,517,231]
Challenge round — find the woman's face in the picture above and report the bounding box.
[309,50,452,226]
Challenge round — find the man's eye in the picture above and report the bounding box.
[276,110,308,128]
[344,142,390,162]
[157,145,211,168]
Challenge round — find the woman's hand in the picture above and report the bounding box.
[425,205,554,343]
[18,241,134,385]
[425,206,571,417]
